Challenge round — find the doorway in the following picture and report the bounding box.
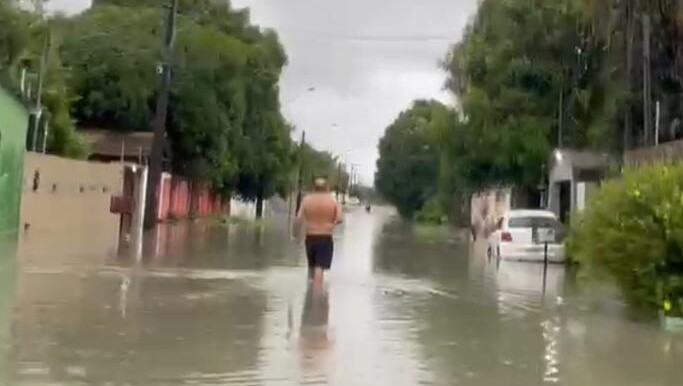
[558,181,571,224]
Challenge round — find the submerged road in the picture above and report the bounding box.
[2,207,682,385]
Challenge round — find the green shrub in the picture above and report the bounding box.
[416,197,447,225]
[568,165,683,316]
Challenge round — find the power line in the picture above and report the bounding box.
[280,29,458,43]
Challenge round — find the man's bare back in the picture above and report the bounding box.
[296,178,343,287]
[298,192,343,235]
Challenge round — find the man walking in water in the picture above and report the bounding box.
[296,177,343,288]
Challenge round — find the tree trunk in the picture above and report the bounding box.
[256,193,264,219]
[643,12,653,146]
[189,181,199,219]
[623,1,635,151]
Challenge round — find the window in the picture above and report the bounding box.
[508,216,566,241]
[508,216,561,229]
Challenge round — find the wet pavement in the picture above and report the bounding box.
[2,207,683,385]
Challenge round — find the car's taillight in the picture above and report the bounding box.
[501,232,513,242]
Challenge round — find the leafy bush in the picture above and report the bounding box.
[568,165,683,316]
[416,197,447,225]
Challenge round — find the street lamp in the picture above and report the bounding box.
[289,86,317,216]
[554,149,563,163]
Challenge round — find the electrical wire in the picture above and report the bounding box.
[278,29,458,43]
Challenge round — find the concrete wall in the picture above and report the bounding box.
[230,198,257,219]
[624,139,683,167]
[229,198,274,219]
[470,188,511,237]
[0,87,29,234]
[21,153,124,232]
[19,153,124,263]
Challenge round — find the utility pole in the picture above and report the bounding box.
[342,164,348,205]
[295,130,306,215]
[557,89,563,148]
[35,29,49,114]
[144,0,178,228]
[642,13,653,146]
[655,100,661,146]
[349,166,356,200]
[351,166,357,196]
[32,1,49,152]
[335,161,342,201]
[623,3,636,152]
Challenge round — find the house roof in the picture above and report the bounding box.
[81,128,154,158]
[550,148,611,170]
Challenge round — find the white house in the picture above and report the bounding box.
[547,148,612,223]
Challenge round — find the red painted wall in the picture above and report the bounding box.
[156,174,226,222]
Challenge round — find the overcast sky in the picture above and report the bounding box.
[50,0,479,184]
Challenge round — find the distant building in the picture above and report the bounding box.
[0,86,30,234]
[80,128,154,164]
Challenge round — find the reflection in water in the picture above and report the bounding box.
[495,260,566,316]
[542,316,561,383]
[2,208,683,385]
[10,268,268,384]
[299,284,332,375]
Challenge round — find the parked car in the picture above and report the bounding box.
[487,209,566,263]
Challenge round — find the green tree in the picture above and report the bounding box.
[0,1,32,86]
[1,1,86,157]
[585,0,683,148]
[167,20,249,196]
[60,1,294,209]
[444,0,683,193]
[60,5,161,131]
[298,144,348,193]
[234,30,292,217]
[375,100,448,218]
[443,0,619,190]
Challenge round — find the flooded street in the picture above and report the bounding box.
[2,208,683,385]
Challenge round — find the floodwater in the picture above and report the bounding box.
[2,208,682,385]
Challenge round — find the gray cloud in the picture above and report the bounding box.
[47,0,91,14]
[235,0,478,184]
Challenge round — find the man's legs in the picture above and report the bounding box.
[313,267,325,291]
[312,236,333,290]
[305,236,316,280]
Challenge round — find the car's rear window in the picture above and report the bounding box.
[508,216,560,229]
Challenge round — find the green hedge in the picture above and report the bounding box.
[415,197,447,225]
[567,165,683,316]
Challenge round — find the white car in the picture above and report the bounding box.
[487,209,566,263]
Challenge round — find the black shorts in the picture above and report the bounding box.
[305,235,334,270]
